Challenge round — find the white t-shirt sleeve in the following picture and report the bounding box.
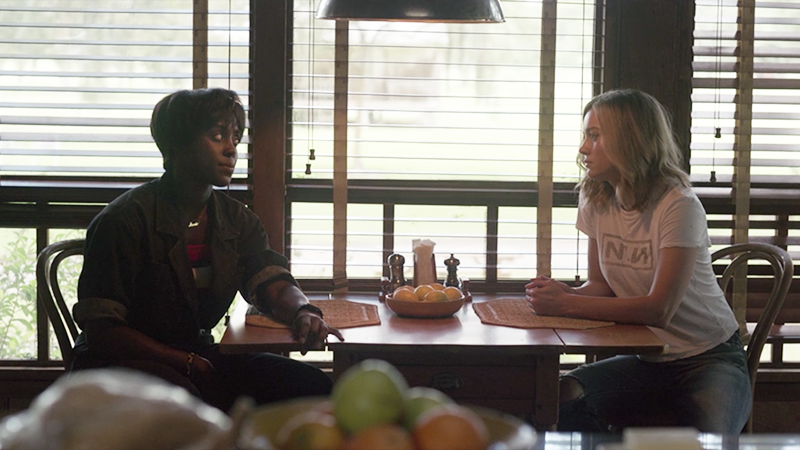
[658,190,711,249]
[576,199,595,238]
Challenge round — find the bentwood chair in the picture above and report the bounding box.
[611,243,793,433]
[36,239,85,369]
[711,243,794,432]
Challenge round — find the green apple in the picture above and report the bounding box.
[331,359,409,435]
[402,386,454,430]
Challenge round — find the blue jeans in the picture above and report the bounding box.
[558,331,751,434]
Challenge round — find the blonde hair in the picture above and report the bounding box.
[577,89,690,211]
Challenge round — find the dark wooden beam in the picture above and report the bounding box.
[603,0,695,171]
[250,0,290,253]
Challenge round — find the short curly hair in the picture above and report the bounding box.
[150,88,245,170]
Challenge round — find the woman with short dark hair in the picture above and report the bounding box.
[72,88,342,413]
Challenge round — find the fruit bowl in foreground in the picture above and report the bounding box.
[237,396,537,450]
[385,294,465,318]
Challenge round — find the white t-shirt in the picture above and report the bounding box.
[576,185,739,362]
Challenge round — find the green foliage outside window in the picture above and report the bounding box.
[0,229,37,359]
[0,229,84,361]
[0,227,235,361]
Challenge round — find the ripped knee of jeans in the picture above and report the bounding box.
[559,375,585,405]
[557,377,608,432]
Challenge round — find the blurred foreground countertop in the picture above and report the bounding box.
[536,432,800,450]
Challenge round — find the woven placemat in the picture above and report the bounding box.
[472,298,615,330]
[245,299,381,329]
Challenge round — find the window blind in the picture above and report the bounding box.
[287,0,599,286]
[692,0,800,354]
[0,0,251,182]
[691,0,800,188]
[693,0,800,251]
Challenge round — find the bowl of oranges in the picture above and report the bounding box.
[238,359,536,450]
[384,283,465,319]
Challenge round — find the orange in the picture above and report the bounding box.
[442,286,463,300]
[393,285,414,294]
[275,410,345,450]
[414,284,434,300]
[429,282,445,291]
[412,405,490,450]
[392,289,420,303]
[344,424,414,450]
[423,290,448,303]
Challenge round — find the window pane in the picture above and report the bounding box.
[288,0,596,283]
[394,205,488,283]
[0,228,37,360]
[289,202,334,279]
[0,0,251,180]
[290,0,595,182]
[498,206,538,279]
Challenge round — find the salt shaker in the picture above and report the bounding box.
[444,253,460,288]
[388,253,406,291]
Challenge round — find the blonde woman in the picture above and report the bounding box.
[526,89,750,433]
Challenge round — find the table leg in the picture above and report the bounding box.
[534,354,560,431]
[332,351,358,382]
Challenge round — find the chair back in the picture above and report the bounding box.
[711,242,793,432]
[37,239,84,368]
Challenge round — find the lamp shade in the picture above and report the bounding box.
[316,0,505,23]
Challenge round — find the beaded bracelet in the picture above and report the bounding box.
[185,352,196,377]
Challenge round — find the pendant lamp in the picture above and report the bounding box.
[316,0,505,23]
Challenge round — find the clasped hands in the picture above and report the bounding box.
[525,275,574,316]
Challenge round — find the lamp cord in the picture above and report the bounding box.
[711,0,723,183]
[306,2,316,175]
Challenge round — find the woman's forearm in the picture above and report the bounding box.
[572,279,616,298]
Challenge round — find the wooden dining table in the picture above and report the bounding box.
[219,294,667,430]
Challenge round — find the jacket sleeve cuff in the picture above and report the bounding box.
[245,265,298,304]
[72,298,129,328]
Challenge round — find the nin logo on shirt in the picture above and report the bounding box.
[601,234,653,270]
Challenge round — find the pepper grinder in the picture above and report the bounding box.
[388,253,406,291]
[444,253,460,288]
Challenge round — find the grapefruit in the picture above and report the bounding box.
[413,405,490,450]
[343,424,414,450]
[275,410,344,450]
[402,387,454,430]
